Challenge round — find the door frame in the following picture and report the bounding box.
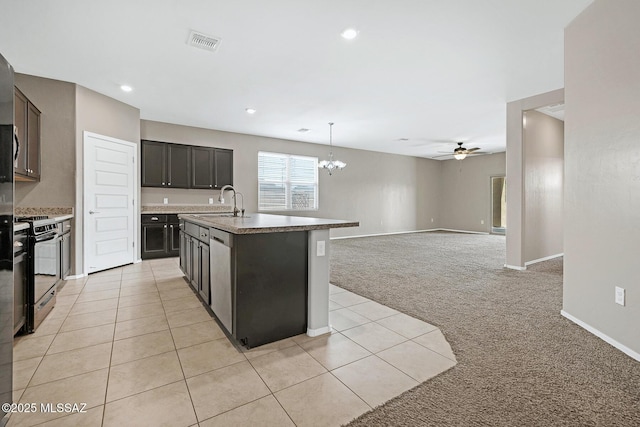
[82,131,138,275]
[490,175,506,235]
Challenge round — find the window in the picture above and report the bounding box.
[258,151,318,211]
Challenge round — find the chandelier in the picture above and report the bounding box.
[318,122,346,175]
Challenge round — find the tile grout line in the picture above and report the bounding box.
[152,265,200,425]
[101,274,123,427]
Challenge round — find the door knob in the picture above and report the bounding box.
[89,210,100,215]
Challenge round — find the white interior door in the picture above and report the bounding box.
[84,132,136,274]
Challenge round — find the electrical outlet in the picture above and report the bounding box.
[431,218,434,223]
[615,287,625,306]
[163,198,168,205]
[208,198,214,204]
[481,220,484,225]
[317,240,325,257]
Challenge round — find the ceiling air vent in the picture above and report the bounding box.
[188,30,221,52]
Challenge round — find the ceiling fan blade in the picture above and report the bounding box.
[431,154,454,158]
[465,147,481,153]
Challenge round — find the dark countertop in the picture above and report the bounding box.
[179,213,359,235]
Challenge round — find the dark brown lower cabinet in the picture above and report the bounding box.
[141,214,180,259]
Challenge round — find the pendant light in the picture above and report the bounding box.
[318,122,346,175]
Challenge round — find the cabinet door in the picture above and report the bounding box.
[26,102,40,180]
[14,89,28,176]
[200,243,210,304]
[167,144,190,188]
[191,146,214,189]
[169,223,180,256]
[61,234,71,279]
[182,233,192,280]
[141,224,167,259]
[190,238,200,291]
[141,140,166,187]
[214,149,233,188]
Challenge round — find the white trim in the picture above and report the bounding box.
[525,253,564,266]
[504,264,527,271]
[134,259,143,264]
[437,228,489,235]
[561,310,640,362]
[82,131,138,275]
[307,326,332,337]
[65,273,86,280]
[330,228,491,240]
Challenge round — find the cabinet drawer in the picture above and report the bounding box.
[199,227,209,241]
[142,214,167,224]
[185,221,200,238]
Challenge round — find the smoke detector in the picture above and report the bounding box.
[187,30,221,52]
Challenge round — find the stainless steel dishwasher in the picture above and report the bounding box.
[209,228,233,333]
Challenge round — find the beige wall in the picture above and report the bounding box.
[75,85,140,273]
[439,152,506,233]
[563,0,640,356]
[523,110,564,263]
[14,74,76,207]
[141,120,442,237]
[506,89,564,269]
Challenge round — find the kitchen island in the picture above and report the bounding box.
[178,213,358,348]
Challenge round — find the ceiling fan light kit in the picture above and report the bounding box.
[453,142,480,160]
[319,122,347,175]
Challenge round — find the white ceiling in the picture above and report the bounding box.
[0,0,592,159]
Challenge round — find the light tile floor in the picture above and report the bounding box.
[9,258,456,427]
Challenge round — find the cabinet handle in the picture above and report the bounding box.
[168,182,172,186]
[164,225,167,229]
[162,182,165,185]
[151,217,159,221]
[209,185,212,188]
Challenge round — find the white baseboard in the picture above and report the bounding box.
[561,310,640,362]
[331,229,440,240]
[504,264,527,271]
[525,253,564,266]
[331,228,488,240]
[437,228,489,235]
[65,273,86,280]
[307,326,332,337]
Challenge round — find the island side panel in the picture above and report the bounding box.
[307,229,331,336]
[233,231,308,348]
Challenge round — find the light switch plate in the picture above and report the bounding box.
[317,240,325,257]
[209,198,214,204]
[163,198,168,204]
[615,286,625,306]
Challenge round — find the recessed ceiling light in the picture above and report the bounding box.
[120,85,133,92]
[341,28,358,40]
[245,108,256,114]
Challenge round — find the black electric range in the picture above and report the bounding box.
[15,216,61,333]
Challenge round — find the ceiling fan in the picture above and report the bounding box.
[433,142,485,160]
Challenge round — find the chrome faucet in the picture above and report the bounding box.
[218,185,244,217]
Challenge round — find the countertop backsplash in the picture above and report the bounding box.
[15,207,74,216]
[141,204,234,214]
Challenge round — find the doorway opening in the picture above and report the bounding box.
[491,176,506,234]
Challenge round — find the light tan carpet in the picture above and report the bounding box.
[330,232,640,426]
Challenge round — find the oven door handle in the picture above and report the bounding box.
[35,232,57,243]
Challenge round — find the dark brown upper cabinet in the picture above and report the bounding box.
[191,146,214,189]
[14,87,41,181]
[142,139,232,189]
[141,140,191,188]
[191,147,233,189]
